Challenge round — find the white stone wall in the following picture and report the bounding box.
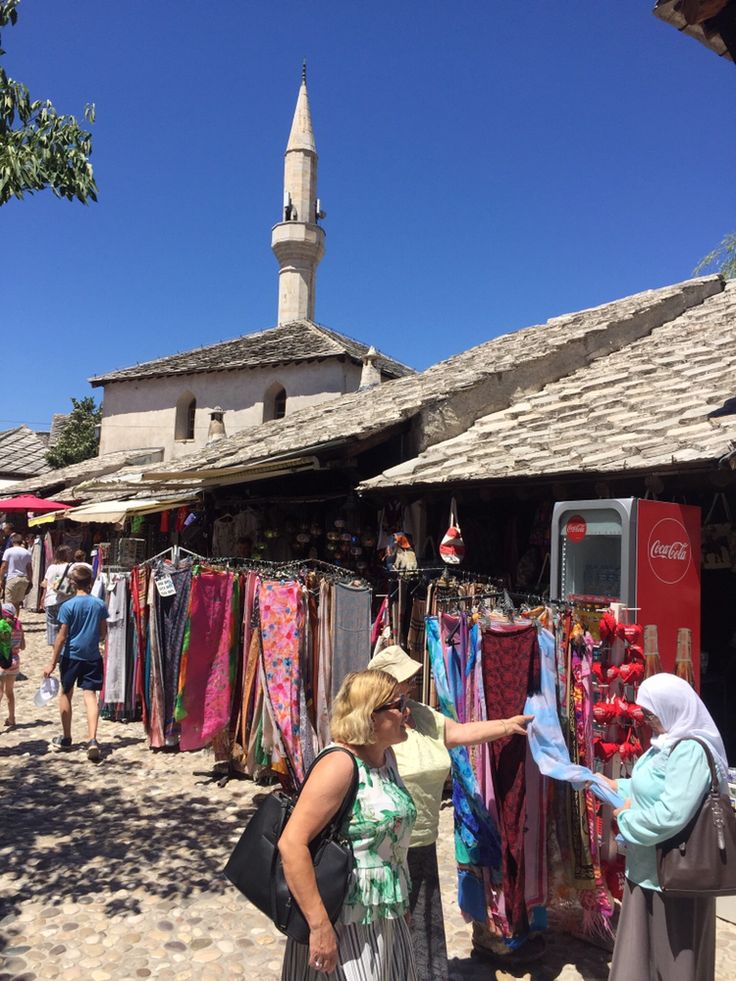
[97,360,362,460]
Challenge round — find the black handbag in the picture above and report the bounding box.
[656,736,736,897]
[224,746,359,944]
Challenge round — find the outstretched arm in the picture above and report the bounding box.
[444,714,533,749]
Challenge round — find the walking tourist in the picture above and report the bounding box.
[278,669,418,979]
[41,545,74,646]
[71,549,94,576]
[0,602,24,729]
[367,645,534,977]
[1,521,15,553]
[607,673,729,981]
[0,532,33,609]
[43,566,108,762]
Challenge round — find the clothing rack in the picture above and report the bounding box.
[206,556,366,584]
[386,564,505,588]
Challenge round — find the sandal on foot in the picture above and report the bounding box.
[51,735,72,752]
[87,739,101,762]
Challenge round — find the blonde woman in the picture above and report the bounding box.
[278,669,417,980]
[367,645,533,978]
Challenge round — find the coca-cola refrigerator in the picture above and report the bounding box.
[550,498,701,683]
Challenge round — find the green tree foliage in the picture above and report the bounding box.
[0,0,97,205]
[694,232,736,280]
[47,397,102,469]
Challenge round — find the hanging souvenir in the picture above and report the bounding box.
[439,497,465,565]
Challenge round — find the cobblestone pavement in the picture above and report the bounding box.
[2,612,736,980]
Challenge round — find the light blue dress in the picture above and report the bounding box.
[616,740,726,890]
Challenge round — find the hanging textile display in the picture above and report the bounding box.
[176,567,236,752]
[330,580,372,700]
[117,553,371,789]
[259,579,306,783]
[481,623,541,936]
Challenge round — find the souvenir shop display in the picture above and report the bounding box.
[551,498,701,680]
[101,550,372,788]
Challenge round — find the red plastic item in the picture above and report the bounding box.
[621,624,644,647]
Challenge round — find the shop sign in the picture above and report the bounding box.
[566,515,587,542]
[647,518,692,585]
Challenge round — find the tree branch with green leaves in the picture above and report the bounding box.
[0,0,97,205]
[47,397,102,469]
[694,232,736,280]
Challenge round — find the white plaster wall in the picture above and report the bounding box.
[97,360,363,460]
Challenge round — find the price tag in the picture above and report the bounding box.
[154,573,176,597]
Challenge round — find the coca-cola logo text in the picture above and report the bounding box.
[647,518,692,585]
[649,540,689,562]
[566,516,587,542]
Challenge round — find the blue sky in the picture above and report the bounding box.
[2,0,735,431]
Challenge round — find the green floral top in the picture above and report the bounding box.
[337,747,417,925]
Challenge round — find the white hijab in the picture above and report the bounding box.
[636,674,729,777]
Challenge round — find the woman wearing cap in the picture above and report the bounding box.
[603,673,729,981]
[367,645,532,979]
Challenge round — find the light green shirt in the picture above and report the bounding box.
[616,740,722,890]
[392,700,451,848]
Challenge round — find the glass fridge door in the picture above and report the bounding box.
[558,507,623,603]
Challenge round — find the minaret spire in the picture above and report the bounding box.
[271,66,325,324]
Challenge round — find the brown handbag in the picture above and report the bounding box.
[656,736,736,896]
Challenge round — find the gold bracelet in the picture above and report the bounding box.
[502,720,509,737]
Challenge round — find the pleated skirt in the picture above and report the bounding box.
[281,916,417,981]
[609,878,715,981]
[407,844,449,980]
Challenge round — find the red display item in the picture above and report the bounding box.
[591,662,605,684]
[593,738,619,762]
[599,611,618,642]
[613,695,631,720]
[606,665,620,682]
[621,624,644,647]
[627,703,646,726]
[627,644,645,663]
[618,662,644,685]
[604,855,626,901]
[619,734,642,761]
[593,700,617,724]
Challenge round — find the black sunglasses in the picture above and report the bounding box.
[374,694,408,713]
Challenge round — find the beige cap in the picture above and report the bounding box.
[367,645,422,683]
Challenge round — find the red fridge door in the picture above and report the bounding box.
[635,500,701,685]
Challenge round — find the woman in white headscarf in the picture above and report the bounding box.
[604,674,729,981]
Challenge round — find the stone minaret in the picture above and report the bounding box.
[271,64,325,324]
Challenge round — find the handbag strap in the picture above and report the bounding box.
[670,736,721,794]
[296,745,360,835]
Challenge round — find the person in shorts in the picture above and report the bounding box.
[44,566,108,762]
[0,533,33,609]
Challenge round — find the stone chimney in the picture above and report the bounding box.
[359,347,381,390]
[207,406,226,444]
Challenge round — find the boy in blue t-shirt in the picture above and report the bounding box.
[44,565,108,762]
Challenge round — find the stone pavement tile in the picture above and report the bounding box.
[2,611,736,980]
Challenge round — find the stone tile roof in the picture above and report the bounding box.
[0,426,52,480]
[139,276,724,484]
[2,448,165,501]
[653,0,735,63]
[89,320,414,386]
[360,280,736,491]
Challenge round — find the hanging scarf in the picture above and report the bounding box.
[525,628,623,808]
[426,616,503,921]
[481,622,541,936]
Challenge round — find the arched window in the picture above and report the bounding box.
[175,392,196,441]
[263,382,287,422]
